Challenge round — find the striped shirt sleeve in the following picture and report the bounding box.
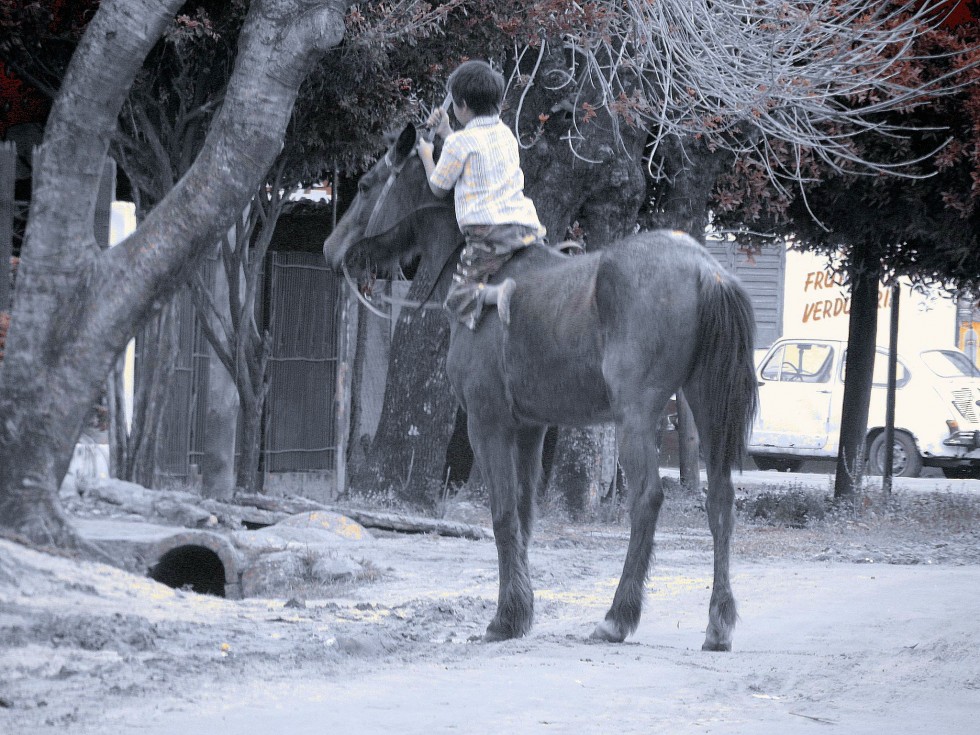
[429,134,467,192]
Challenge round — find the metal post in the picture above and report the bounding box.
[882,283,901,493]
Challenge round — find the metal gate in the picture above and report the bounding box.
[154,250,342,485]
[263,251,342,473]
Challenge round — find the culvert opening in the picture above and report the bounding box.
[149,545,226,597]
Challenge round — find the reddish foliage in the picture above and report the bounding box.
[939,0,977,27]
[0,0,99,135]
[0,61,49,136]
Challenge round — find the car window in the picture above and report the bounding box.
[871,348,910,387]
[921,349,980,378]
[760,343,835,383]
[840,348,910,388]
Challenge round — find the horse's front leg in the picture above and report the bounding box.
[469,418,534,641]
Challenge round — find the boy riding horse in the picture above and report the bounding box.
[417,60,546,329]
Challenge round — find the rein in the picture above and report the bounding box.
[379,240,462,312]
[342,261,391,319]
[346,240,462,318]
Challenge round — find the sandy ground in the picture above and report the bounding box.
[2,480,980,734]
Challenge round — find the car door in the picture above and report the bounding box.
[751,341,838,451]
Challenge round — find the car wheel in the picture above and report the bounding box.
[941,466,980,480]
[753,456,803,472]
[868,431,923,478]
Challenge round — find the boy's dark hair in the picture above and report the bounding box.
[447,60,504,116]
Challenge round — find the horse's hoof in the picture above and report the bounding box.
[701,640,732,652]
[484,622,521,642]
[590,620,626,643]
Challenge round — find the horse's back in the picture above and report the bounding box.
[451,231,729,427]
[598,229,723,290]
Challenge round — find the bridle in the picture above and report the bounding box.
[363,149,412,239]
[342,138,462,318]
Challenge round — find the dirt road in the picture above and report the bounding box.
[2,484,979,734]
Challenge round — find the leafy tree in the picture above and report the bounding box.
[2,0,457,497]
[775,4,980,495]
[2,1,247,488]
[0,0,353,550]
[0,1,97,102]
[546,1,975,500]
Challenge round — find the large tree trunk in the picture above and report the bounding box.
[349,214,460,506]
[525,125,647,510]
[645,135,734,238]
[201,347,240,499]
[834,242,881,498]
[0,0,352,550]
[515,50,648,512]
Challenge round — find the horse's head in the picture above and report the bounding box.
[323,123,450,276]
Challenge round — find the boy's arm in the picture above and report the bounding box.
[417,141,452,198]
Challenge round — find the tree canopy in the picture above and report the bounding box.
[790,9,980,292]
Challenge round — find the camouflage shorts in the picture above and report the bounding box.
[444,224,544,329]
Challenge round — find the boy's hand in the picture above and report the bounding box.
[426,107,454,139]
[417,136,435,162]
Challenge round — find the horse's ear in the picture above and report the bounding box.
[393,124,417,161]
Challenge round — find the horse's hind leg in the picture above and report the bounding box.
[469,416,538,641]
[591,409,667,642]
[685,386,738,651]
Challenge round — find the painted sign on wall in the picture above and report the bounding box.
[783,247,955,347]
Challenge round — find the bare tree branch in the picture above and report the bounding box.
[510,0,973,183]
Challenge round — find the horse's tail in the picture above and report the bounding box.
[688,269,759,471]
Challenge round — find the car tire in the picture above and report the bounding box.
[868,431,923,478]
[753,456,803,472]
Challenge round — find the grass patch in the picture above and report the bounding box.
[739,487,828,528]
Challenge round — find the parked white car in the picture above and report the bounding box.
[748,338,980,478]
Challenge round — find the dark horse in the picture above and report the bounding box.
[324,124,758,651]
